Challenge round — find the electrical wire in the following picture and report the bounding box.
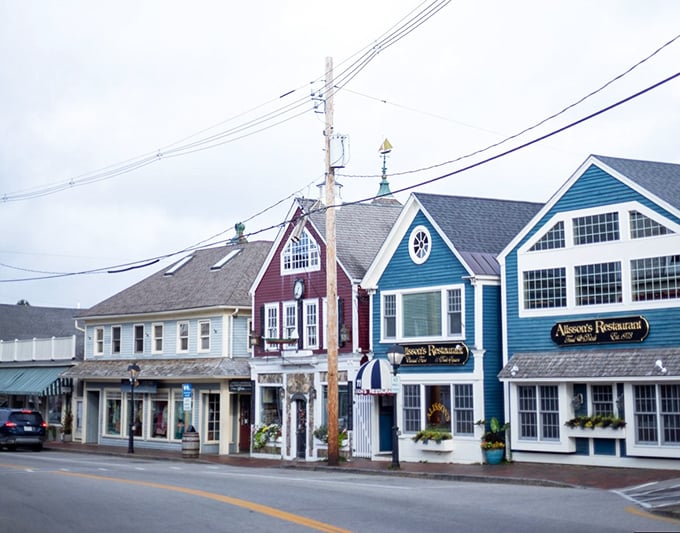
[2,69,676,284]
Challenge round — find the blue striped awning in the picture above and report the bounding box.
[355,358,395,395]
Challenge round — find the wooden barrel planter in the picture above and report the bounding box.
[181,431,200,458]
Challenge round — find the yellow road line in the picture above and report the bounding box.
[625,505,680,525]
[55,471,351,533]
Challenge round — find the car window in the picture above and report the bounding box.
[9,412,43,425]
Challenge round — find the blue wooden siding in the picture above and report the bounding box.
[371,211,475,373]
[482,284,504,421]
[505,163,680,355]
[232,316,250,356]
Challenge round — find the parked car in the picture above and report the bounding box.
[0,409,47,451]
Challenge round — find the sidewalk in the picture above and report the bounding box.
[44,440,679,491]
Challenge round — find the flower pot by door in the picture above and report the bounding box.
[485,448,504,464]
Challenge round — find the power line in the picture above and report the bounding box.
[2,69,676,284]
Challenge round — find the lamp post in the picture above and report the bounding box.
[127,363,140,453]
[386,344,405,469]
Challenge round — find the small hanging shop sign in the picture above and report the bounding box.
[402,343,469,366]
[551,316,649,346]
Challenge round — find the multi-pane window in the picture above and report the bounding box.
[283,303,297,339]
[630,210,673,239]
[111,326,121,354]
[409,226,431,264]
[591,385,614,416]
[403,384,421,433]
[94,327,104,355]
[134,324,144,353]
[199,320,210,352]
[177,321,189,352]
[383,294,396,339]
[453,384,474,435]
[282,231,320,272]
[631,255,680,302]
[401,384,474,436]
[304,300,318,349]
[264,304,279,350]
[573,212,619,245]
[260,386,283,426]
[634,384,680,445]
[383,286,464,341]
[529,221,565,251]
[517,385,559,441]
[152,323,163,353]
[206,393,220,441]
[447,289,462,335]
[575,262,622,306]
[523,268,566,309]
[320,384,351,430]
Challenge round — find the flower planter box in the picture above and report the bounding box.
[565,426,626,439]
[414,440,454,452]
[484,448,504,464]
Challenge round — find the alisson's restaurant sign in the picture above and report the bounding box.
[551,316,649,346]
[402,343,469,365]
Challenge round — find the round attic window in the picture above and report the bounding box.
[409,225,431,264]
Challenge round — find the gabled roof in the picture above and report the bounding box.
[0,303,82,341]
[301,199,402,280]
[80,240,272,319]
[498,154,680,262]
[594,155,680,209]
[362,193,543,287]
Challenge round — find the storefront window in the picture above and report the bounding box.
[105,392,122,436]
[150,394,169,439]
[260,387,282,425]
[173,394,186,440]
[76,400,83,434]
[402,384,473,435]
[321,384,350,430]
[518,385,559,441]
[206,393,220,441]
[424,385,451,432]
[634,384,680,445]
[129,398,143,437]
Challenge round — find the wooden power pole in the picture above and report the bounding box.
[324,56,339,466]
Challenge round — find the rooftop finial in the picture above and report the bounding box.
[374,139,400,205]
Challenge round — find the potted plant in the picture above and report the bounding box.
[478,417,508,464]
[62,410,73,442]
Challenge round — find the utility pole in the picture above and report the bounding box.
[324,56,339,466]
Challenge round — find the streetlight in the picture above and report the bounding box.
[386,344,405,469]
[127,363,140,453]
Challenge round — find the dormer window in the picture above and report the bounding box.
[281,230,320,274]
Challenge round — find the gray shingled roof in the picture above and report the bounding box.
[414,193,543,275]
[62,357,250,379]
[80,241,271,318]
[594,155,680,210]
[301,199,402,280]
[499,348,680,380]
[0,303,82,341]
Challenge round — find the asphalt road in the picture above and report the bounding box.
[1,450,679,533]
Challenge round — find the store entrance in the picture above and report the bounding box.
[238,395,251,452]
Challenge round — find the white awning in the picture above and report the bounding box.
[355,358,395,395]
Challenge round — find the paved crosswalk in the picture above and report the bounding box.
[615,479,680,515]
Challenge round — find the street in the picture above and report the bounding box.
[0,450,678,533]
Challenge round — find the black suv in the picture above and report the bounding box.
[0,409,47,451]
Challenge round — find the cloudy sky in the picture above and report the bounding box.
[1,0,678,310]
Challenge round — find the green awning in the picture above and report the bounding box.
[0,366,71,396]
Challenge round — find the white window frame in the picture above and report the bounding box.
[303,298,319,349]
[408,225,432,265]
[177,321,189,353]
[517,201,680,317]
[380,284,465,343]
[198,320,211,353]
[264,303,279,351]
[134,324,145,354]
[280,229,321,275]
[111,325,121,355]
[283,302,298,340]
[94,327,104,356]
[152,323,164,354]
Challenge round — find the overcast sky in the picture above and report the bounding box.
[1,0,679,310]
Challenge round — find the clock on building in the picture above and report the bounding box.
[293,279,305,300]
